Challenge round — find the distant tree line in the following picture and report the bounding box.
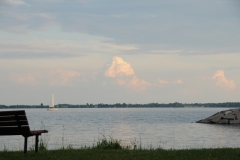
[0,105,48,109]
[0,102,240,109]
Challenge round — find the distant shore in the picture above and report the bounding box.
[1,102,240,109]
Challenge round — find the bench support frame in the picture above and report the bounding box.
[35,135,39,153]
[24,136,28,154]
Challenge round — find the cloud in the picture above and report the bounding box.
[11,69,81,86]
[126,76,150,92]
[212,70,236,89]
[151,50,182,54]
[89,41,138,55]
[1,0,239,56]
[176,79,183,84]
[0,40,87,58]
[49,69,81,86]
[105,57,134,78]
[156,78,183,86]
[182,88,196,96]
[158,78,168,85]
[0,36,138,59]
[36,13,53,19]
[11,73,40,85]
[111,14,125,18]
[2,0,26,5]
[113,76,150,92]
[74,0,90,3]
[105,57,150,92]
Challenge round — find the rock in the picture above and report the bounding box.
[231,109,240,112]
[207,112,222,120]
[236,114,240,120]
[196,108,240,124]
[223,110,232,115]
[230,119,240,124]
[222,114,236,120]
[231,112,240,119]
[231,111,239,115]
[210,114,223,123]
[218,119,229,124]
[197,119,211,123]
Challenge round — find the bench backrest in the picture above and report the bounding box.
[0,110,31,136]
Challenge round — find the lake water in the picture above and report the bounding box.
[1,108,240,150]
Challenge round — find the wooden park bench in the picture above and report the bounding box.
[0,110,48,154]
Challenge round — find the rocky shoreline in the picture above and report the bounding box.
[196,108,240,124]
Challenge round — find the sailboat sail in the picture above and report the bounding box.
[48,93,58,111]
[49,93,54,108]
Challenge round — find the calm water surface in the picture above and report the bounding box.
[1,108,240,150]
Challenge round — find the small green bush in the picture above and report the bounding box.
[92,136,123,150]
[39,137,48,151]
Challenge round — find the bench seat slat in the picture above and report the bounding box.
[0,130,48,136]
[30,130,48,135]
[0,121,29,126]
[0,132,26,135]
[0,110,25,116]
[0,126,30,133]
[0,116,27,121]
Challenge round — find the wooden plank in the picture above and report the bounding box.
[0,121,29,126]
[0,115,27,122]
[0,130,49,136]
[0,126,30,133]
[0,132,24,135]
[30,130,48,135]
[0,110,26,116]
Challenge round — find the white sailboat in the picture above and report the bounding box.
[47,93,58,111]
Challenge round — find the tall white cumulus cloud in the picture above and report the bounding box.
[212,70,236,89]
[105,57,134,77]
[105,57,150,92]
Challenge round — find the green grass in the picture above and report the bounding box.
[1,148,240,160]
[1,136,240,159]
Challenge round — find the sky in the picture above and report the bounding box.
[0,0,240,105]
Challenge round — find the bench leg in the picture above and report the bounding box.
[35,135,39,153]
[24,137,28,154]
